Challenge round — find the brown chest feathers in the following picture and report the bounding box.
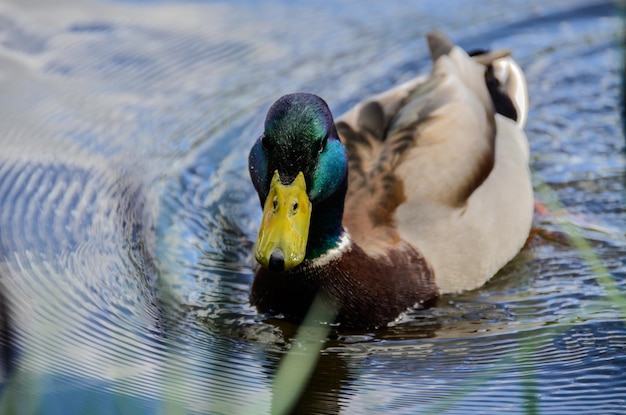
[250,241,438,330]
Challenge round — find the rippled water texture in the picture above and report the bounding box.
[0,1,624,414]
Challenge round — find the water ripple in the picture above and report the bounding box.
[0,0,624,414]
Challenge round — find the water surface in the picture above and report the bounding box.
[0,1,624,414]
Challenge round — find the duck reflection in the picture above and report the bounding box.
[263,314,442,415]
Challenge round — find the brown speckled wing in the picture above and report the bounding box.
[337,99,409,253]
[338,36,497,254]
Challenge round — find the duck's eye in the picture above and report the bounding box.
[318,136,328,154]
[261,134,270,149]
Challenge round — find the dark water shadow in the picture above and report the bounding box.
[0,283,15,386]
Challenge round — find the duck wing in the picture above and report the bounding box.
[338,31,497,253]
[338,31,533,293]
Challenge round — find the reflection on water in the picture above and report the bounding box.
[0,0,624,414]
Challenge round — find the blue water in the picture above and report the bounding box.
[0,1,624,414]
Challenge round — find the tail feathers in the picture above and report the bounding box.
[490,56,529,128]
[426,30,455,61]
[469,48,529,128]
[427,30,529,129]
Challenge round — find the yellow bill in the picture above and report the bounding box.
[255,170,312,271]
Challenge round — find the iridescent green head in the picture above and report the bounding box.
[249,93,348,271]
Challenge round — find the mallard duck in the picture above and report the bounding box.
[248,31,533,329]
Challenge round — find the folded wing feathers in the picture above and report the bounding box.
[341,34,498,216]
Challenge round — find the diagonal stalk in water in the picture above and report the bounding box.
[270,295,337,415]
[419,175,626,414]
